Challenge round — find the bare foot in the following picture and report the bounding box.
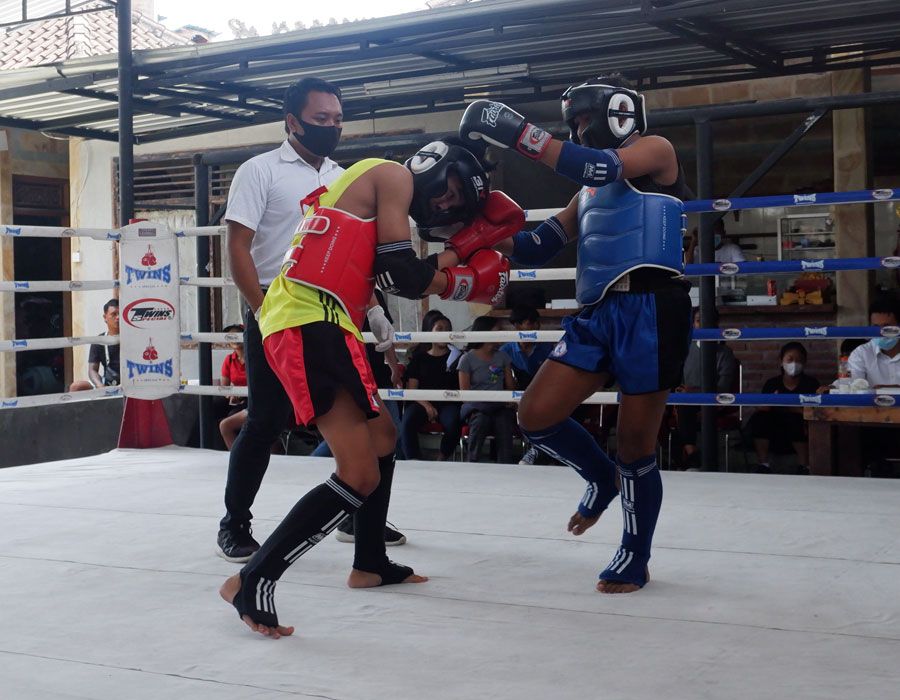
[567,473,621,535]
[347,568,429,588]
[219,573,295,639]
[567,511,601,536]
[596,567,650,594]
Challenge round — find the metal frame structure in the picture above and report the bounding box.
[1,0,900,142]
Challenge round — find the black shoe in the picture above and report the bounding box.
[384,524,407,546]
[753,463,772,474]
[797,464,810,475]
[216,526,260,563]
[334,518,408,546]
[334,515,355,543]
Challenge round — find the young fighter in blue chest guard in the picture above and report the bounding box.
[459,74,693,593]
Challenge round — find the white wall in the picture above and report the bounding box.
[69,137,118,378]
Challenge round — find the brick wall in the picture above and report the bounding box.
[718,307,839,391]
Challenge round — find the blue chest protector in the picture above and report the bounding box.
[576,180,686,305]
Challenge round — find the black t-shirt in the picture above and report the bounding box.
[405,350,459,391]
[760,373,820,414]
[761,373,820,395]
[88,332,120,385]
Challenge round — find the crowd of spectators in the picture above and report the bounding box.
[209,295,898,474]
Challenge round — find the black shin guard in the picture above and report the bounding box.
[352,454,396,573]
[234,474,364,626]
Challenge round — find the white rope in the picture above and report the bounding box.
[180,332,244,344]
[0,386,123,410]
[525,208,562,222]
[179,384,248,397]
[179,276,233,287]
[361,330,564,344]
[174,226,226,238]
[1,224,119,241]
[510,268,575,281]
[0,280,118,293]
[178,270,572,288]
[0,335,117,353]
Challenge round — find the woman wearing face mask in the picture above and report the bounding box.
[748,342,820,474]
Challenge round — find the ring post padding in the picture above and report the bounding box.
[118,221,181,400]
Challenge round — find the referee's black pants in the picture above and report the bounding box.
[219,307,293,532]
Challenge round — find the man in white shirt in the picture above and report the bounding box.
[846,297,900,476]
[686,218,746,264]
[848,298,900,388]
[217,77,405,561]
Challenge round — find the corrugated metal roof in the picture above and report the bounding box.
[0,0,898,142]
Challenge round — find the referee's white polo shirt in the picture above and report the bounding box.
[225,140,344,286]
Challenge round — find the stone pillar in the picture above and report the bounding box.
[0,130,15,397]
[832,69,873,326]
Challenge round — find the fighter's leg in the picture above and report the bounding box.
[518,360,619,534]
[221,389,377,636]
[349,393,427,588]
[597,389,669,593]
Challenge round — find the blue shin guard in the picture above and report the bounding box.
[599,455,662,588]
[520,419,618,517]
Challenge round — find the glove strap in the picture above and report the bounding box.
[516,124,553,159]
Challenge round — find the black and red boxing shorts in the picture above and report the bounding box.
[263,321,380,426]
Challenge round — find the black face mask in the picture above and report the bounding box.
[292,119,341,158]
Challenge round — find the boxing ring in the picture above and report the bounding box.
[1,189,899,699]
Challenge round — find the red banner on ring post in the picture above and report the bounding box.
[118,397,174,448]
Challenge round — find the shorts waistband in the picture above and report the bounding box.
[607,269,690,295]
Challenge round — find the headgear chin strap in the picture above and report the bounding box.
[405,140,489,235]
[561,81,647,150]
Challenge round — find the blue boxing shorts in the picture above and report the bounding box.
[550,276,692,395]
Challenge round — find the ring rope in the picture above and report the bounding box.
[0,280,118,292]
[0,334,116,353]
[173,384,895,409]
[174,326,899,346]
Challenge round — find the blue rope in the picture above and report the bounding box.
[691,326,899,341]
[685,256,899,276]
[685,188,899,213]
[669,392,896,408]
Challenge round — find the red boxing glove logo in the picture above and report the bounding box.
[142,341,159,361]
[141,245,158,267]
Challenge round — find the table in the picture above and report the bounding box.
[803,406,900,476]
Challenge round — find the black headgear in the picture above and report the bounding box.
[561,81,647,150]
[405,140,488,236]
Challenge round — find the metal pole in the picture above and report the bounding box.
[695,118,718,471]
[117,0,133,226]
[193,154,214,448]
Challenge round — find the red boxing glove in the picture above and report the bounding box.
[440,249,510,305]
[446,191,526,262]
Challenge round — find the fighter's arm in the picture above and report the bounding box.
[373,163,510,304]
[372,163,456,298]
[460,100,676,187]
[493,192,580,264]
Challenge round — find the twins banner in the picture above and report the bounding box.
[118,222,181,399]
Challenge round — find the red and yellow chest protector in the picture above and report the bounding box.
[280,158,385,329]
